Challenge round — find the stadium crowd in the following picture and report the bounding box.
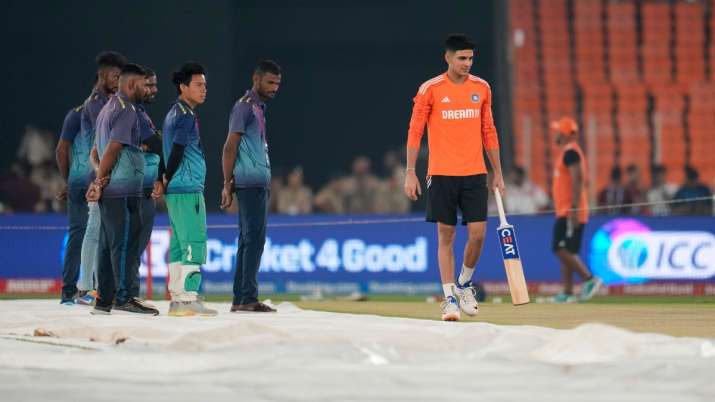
[0,126,712,216]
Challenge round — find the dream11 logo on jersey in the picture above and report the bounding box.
[589,218,715,284]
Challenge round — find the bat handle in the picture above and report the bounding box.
[493,188,509,227]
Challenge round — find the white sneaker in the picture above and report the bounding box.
[168,300,218,317]
[454,282,479,316]
[440,296,461,321]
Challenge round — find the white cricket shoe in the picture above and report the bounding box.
[441,296,461,321]
[455,282,479,316]
[168,300,218,317]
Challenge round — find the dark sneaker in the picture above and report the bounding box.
[91,303,112,315]
[230,302,277,313]
[114,298,160,315]
[132,298,157,309]
[60,298,76,306]
[60,292,77,306]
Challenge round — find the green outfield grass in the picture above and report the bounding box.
[288,296,715,338]
[2,294,714,337]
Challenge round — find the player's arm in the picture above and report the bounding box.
[569,164,583,206]
[89,144,100,172]
[96,142,122,181]
[485,148,505,193]
[565,151,583,217]
[143,133,165,198]
[55,109,80,200]
[404,87,432,201]
[221,102,252,209]
[221,132,241,209]
[87,108,136,201]
[86,144,107,199]
[55,140,71,183]
[404,147,421,201]
[54,139,71,201]
[164,143,185,184]
[481,86,504,193]
[163,115,191,186]
[86,142,122,202]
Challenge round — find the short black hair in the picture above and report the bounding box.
[445,34,476,52]
[512,165,525,177]
[120,63,146,77]
[96,51,128,70]
[610,166,622,180]
[143,66,156,78]
[254,59,282,76]
[171,61,206,94]
[685,165,699,181]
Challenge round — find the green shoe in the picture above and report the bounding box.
[580,277,603,301]
[552,293,577,303]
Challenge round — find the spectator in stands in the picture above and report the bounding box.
[625,164,645,214]
[277,166,313,215]
[598,166,633,215]
[314,173,346,214]
[672,165,713,215]
[16,126,55,175]
[0,164,41,212]
[343,156,380,213]
[646,164,676,216]
[267,168,284,214]
[373,166,411,214]
[381,149,402,178]
[29,161,65,212]
[504,165,549,215]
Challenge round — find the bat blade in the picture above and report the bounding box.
[497,224,530,305]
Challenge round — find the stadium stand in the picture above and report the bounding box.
[511,0,714,199]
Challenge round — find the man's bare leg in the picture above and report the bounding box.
[437,223,457,286]
[459,222,486,285]
[437,222,461,320]
[556,249,592,280]
[454,221,485,315]
[559,261,573,294]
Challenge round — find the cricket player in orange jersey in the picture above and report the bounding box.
[404,34,505,321]
[550,117,602,303]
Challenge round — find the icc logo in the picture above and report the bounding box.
[471,93,479,103]
[607,231,715,280]
[616,238,649,271]
[591,219,715,284]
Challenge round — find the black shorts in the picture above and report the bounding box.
[552,217,585,253]
[426,174,487,226]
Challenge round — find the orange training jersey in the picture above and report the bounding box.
[552,142,589,223]
[406,73,499,176]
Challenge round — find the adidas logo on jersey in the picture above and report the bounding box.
[441,96,451,103]
[441,108,480,120]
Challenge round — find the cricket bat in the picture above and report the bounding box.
[493,189,530,306]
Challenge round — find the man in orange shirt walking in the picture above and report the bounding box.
[404,34,505,321]
[550,117,602,303]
